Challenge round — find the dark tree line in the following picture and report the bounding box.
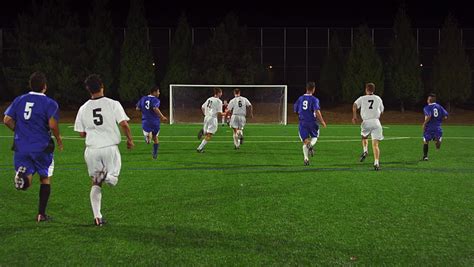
[1,2,472,111]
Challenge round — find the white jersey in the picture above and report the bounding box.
[228,96,251,116]
[74,97,130,149]
[354,94,384,121]
[201,97,223,118]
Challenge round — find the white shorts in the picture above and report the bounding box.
[230,115,246,130]
[361,119,384,140]
[84,145,122,178]
[203,116,218,134]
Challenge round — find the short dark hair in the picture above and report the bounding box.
[84,74,103,94]
[150,86,160,94]
[234,88,240,95]
[29,71,47,92]
[428,93,436,98]
[306,81,315,91]
[366,83,375,93]
[214,87,222,95]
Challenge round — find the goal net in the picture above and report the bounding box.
[169,84,287,125]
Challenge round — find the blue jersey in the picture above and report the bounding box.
[136,95,161,122]
[294,94,320,123]
[423,103,448,130]
[4,92,59,153]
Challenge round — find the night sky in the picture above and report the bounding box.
[0,0,473,28]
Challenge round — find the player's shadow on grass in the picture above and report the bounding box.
[64,224,348,261]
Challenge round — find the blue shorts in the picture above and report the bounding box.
[142,120,160,136]
[423,128,443,142]
[298,122,320,140]
[14,151,54,178]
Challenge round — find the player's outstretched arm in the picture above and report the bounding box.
[3,115,15,131]
[315,110,327,128]
[48,117,63,151]
[119,120,134,149]
[352,103,358,124]
[153,107,168,122]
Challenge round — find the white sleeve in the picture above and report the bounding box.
[74,107,84,132]
[354,97,362,108]
[246,98,252,107]
[201,100,206,109]
[379,97,384,113]
[217,99,223,112]
[114,101,130,124]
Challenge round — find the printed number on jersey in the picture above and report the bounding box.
[93,108,103,126]
[433,108,438,117]
[368,100,374,109]
[24,102,35,120]
[207,100,212,108]
[302,100,308,110]
[238,100,243,108]
[145,100,150,110]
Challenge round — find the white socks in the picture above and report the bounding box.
[90,185,102,219]
[374,159,379,165]
[105,174,118,186]
[233,134,239,147]
[310,137,318,147]
[302,145,309,160]
[198,140,207,150]
[363,145,368,153]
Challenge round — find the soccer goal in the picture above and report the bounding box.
[169,84,288,125]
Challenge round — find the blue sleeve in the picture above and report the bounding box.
[136,98,142,110]
[154,98,160,108]
[294,98,299,113]
[4,97,19,120]
[313,97,320,111]
[46,99,59,121]
[423,106,430,116]
[442,106,448,117]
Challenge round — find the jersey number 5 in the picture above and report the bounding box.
[24,102,35,120]
[368,100,374,109]
[93,108,103,126]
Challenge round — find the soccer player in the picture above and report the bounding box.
[3,71,63,222]
[352,83,384,171]
[227,88,253,149]
[74,74,134,226]
[136,86,167,159]
[422,93,448,161]
[222,99,229,126]
[294,82,327,166]
[197,87,224,153]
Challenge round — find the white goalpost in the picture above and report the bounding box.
[169,84,288,125]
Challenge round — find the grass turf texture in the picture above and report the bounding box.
[0,124,473,265]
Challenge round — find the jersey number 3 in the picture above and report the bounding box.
[93,108,103,126]
[24,102,35,120]
[145,100,150,110]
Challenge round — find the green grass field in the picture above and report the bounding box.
[0,123,473,265]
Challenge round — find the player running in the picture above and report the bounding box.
[294,82,327,166]
[74,74,134,226]
[3,71,63,222]
[227,88,253,149]
[221,99,230,126]
[352,83,384,171]
[422,93,448,161]
[197,88,224,153]
[136,86,167,159]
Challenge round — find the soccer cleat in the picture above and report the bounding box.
[234,146,240,150]
[152,152,158,160]
[196,148,204,153]
[422,156,429,161]
[37,214,52,223]
[197,129,204,140]
[307,144,314,157]
[304,159,310,166]
[14,166,28,190]
[238,132,244,145]
[94,217,107,227]
[93,171,107,185]
[374,164,380,171]
[435,140,441,150]
[359,151,368,162]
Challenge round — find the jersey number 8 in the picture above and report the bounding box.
[433,108,438,117]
